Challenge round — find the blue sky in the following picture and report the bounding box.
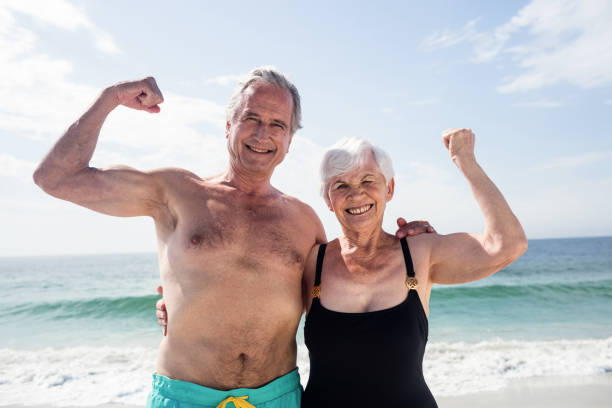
[1,0,611,256]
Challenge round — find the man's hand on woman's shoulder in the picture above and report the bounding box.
[395,218,436,239]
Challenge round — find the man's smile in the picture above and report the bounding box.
[246,144,274,153]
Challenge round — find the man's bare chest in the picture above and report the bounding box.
[164,195,307,271]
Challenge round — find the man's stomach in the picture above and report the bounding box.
[154,287,302,390]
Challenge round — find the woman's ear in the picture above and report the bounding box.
[386,178,395,202]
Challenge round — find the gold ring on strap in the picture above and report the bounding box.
[405,277,418,290]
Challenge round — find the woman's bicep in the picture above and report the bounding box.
[428,232,510,285]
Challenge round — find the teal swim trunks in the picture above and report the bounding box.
[146,369,302,408]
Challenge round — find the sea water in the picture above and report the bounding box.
[1,237,611,405]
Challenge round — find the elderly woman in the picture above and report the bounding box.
[300,128,526,407]
[157,128,526,406]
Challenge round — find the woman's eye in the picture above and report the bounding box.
[336,184,347,189]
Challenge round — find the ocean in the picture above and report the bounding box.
[1,236,611,406]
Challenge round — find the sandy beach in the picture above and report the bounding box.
[3,374,611,408]
[436,374,612,408]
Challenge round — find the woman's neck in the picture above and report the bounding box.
[339,225,394,262]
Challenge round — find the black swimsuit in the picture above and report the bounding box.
[302,237,438,407]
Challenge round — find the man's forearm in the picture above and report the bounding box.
[33,87,119,191]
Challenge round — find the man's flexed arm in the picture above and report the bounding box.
[33,78,167,218]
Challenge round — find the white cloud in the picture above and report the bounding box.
[0,0,119,54]
[0,153,36,181]
[513,178,612,238]
[205,74,244,87]
[101,92,226,148]
[0,4,227,160]
[605,99,612,105]
[422,19,482,51]
[512,99,563,108]
[539,150,612,169]
[0,7,36,60]
[0,2,124,139]
[424,0,612,93]
[409,99,438,106]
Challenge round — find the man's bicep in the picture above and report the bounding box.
[53,165,169,218]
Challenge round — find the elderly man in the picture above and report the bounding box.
[33,67,431,408]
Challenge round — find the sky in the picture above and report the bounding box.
[1,0,611,256]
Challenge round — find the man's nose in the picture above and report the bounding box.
[252,123,269,140]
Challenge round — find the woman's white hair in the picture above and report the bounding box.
[320,137,395,205]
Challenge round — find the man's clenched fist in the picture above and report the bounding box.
[112,77,164,113]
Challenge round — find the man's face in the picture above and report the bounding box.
[226,82,294,177]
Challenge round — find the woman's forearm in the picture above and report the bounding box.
[455,156,527,256]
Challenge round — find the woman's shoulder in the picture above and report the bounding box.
[404,233,440,271]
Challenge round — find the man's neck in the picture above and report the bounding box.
[220,165,275,196]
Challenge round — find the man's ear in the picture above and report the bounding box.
[386,178,395,202]
[287,131,294,153]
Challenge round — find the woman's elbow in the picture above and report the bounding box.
[504,233,528,262]
[486,232,528,267]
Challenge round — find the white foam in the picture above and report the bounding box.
[0,346,156,406]
[2,338,611,405]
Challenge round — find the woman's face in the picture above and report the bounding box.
[327,150,394,232]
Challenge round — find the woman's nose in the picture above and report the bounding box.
[347,185,365,197]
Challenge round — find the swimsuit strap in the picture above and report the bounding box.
[312,243,327,298]
[400,237,415,277]
[400,237,418,290]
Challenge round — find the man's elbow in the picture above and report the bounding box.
[33,165,63,196]
[33,165,49,191]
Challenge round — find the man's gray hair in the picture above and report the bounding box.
[320,137,395,205]
[226,66,302,134]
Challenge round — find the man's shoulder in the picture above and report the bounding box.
[277,192,326,241]
[278,192,317,216]
[149,167,202,183]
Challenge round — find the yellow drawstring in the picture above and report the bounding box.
[215,395,256,408]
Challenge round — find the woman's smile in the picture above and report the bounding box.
[345,203,374,215]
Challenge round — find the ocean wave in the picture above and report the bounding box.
[1,338,610,405]
[2,294,159,320]
[6,279,612,322]
[431,279,612,301]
